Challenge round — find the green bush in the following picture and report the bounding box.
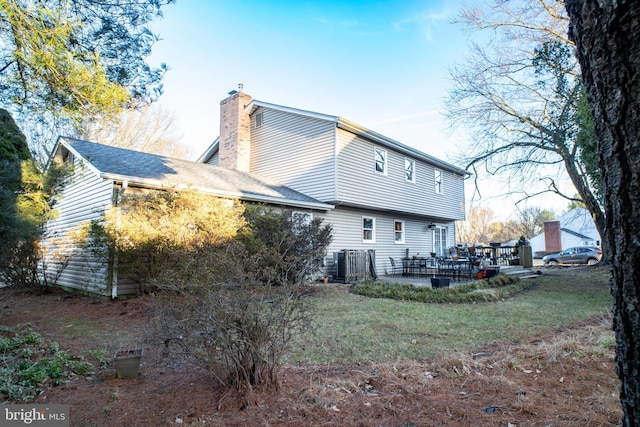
[0,325,96,402]
[351,275,532,303]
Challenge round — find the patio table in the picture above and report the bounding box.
[437,258,473,280]
[402,257,428,276]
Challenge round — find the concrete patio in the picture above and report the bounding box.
[377,263,541,288]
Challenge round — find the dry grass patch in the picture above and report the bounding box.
[274,313,620,426]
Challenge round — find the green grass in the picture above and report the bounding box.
[286,268,611,364]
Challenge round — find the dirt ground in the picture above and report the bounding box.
[0,285,622,427]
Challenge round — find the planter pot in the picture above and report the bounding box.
[430,277,451,289]
[114,349,143,378]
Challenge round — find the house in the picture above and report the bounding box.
[198,88,469,277]
[528,207,601,256]
[41,137,333,298]
[42,88,468,297]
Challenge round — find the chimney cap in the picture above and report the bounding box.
[227,84,244,96]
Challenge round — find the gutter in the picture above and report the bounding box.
[105,174,334,212]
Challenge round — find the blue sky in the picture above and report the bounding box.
[148,0,469,160]
[147,0,569,220]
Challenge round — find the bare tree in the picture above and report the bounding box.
[456,205,496,245]
[515,206,555,239]
[80,104,187,158]
[565,1,640,424]
[446,0,606,250]
[457,205,554,246]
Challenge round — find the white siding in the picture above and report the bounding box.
[250,107,336,201]
[335,129,465,221]
[318,207,457,277]
[41,159,114,297]
[204,151,219,166]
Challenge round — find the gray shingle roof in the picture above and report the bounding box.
[59,137,333,210]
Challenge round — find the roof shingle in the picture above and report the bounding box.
[60,137,333,210]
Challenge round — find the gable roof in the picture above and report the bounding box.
[54,137,334,211]
[201,98,469,177]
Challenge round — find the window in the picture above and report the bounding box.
[434,169,442,194]
[433,227,447,256]
[374,147,387,175]
[405,158,415,183]
[255,111,264,128]
[362,216,376,243]
[394,220,405,244]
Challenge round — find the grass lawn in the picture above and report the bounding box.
[286,267,612,364]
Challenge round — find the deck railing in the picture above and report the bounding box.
[469,245,520,266]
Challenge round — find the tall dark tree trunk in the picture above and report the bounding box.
[565,1,640,425]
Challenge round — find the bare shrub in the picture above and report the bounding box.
[150,207,333,391]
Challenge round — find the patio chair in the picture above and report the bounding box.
[388,257,403,276]
[417,257,428,276]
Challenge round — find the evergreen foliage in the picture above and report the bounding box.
[0,109,30,161]
[0,0,173,158]
[0,109,66,287]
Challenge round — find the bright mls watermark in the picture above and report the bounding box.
[1,405,69,426]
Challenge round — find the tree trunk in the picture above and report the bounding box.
[562,145,608,254]
[565,1,640,425]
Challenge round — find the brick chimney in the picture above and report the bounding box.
[219,85,252,172]
[544,220,562,252]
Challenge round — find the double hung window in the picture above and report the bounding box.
[434,169,442,194]
[362,216,376,243]
[394,220,405,244]
[374,148,387,175]
[405,158,415,183]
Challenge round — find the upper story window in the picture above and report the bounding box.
[434,169,442,194]
[255,111,264,128]
[362,216,376,243]
[394,220,405,244]
[405,158,415,183]
[374,147,387,175]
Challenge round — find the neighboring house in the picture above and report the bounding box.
[529,207,601,256]
[42,137,333,298]
[198,89,469,277]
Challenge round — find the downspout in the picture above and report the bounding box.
[111,180,128,299]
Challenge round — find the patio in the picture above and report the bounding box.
[379,264,533,289]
